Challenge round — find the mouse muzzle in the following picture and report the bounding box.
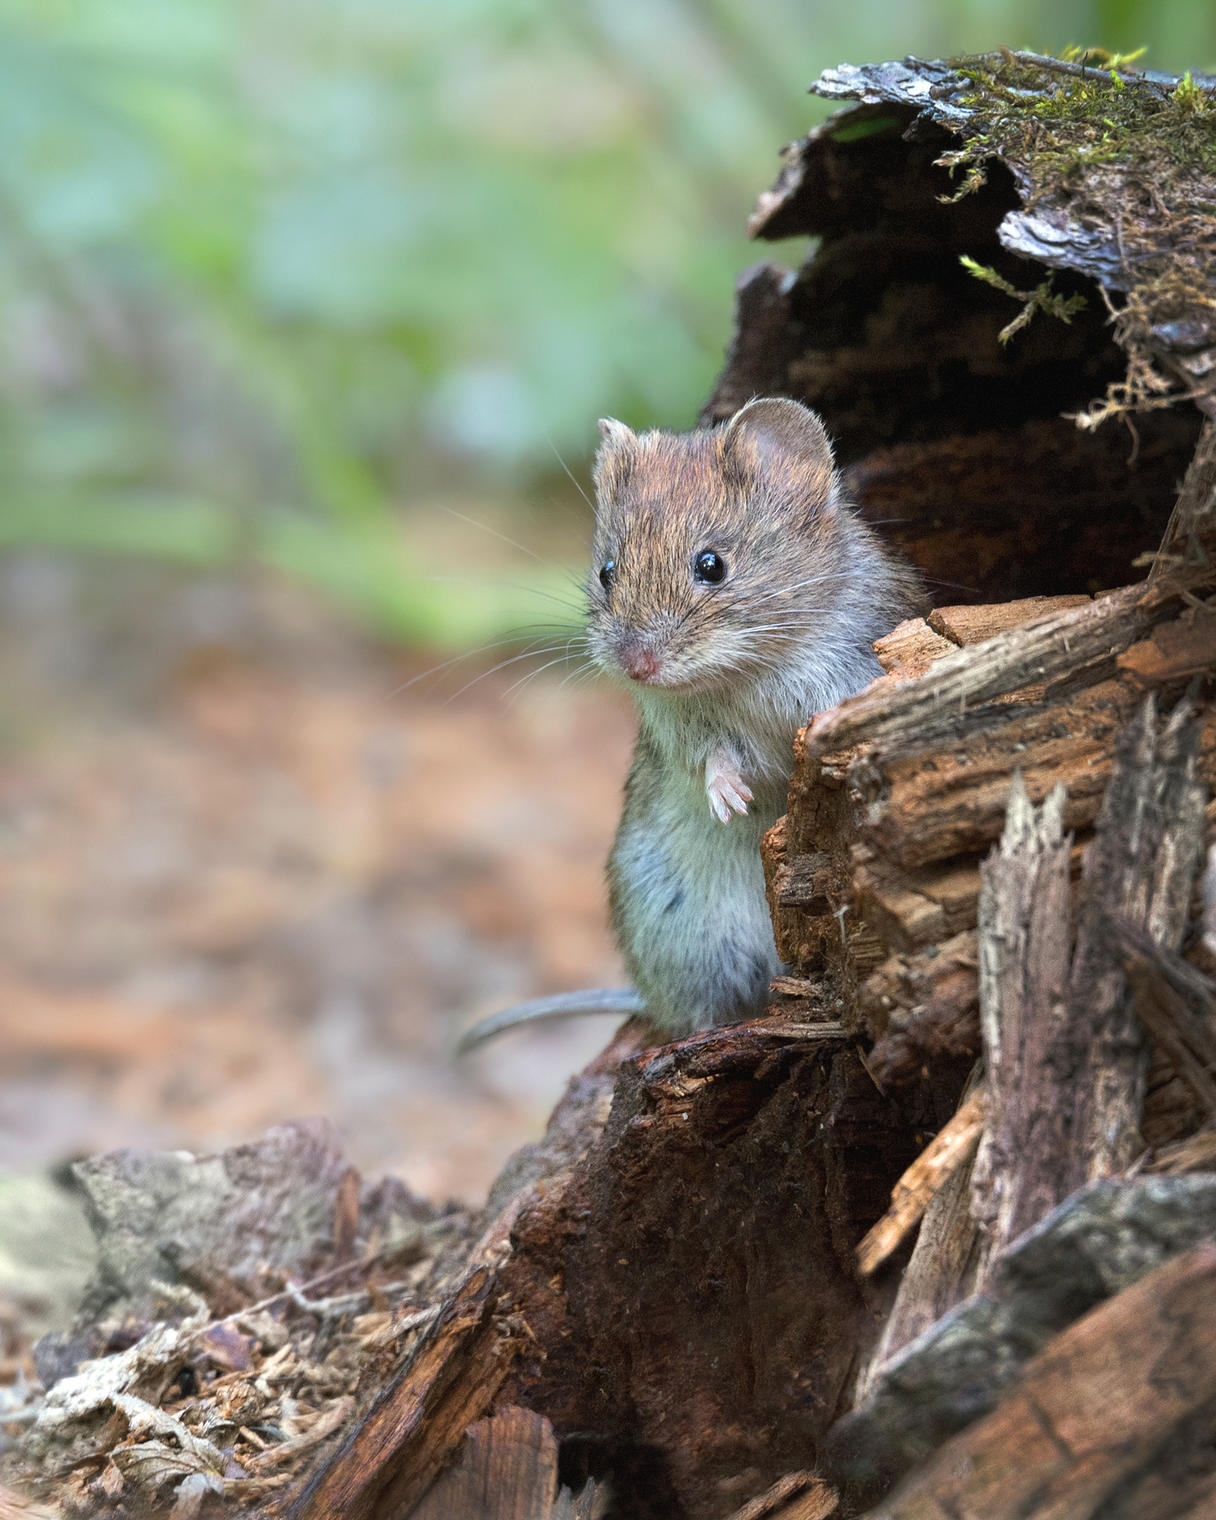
[615,634,662,683]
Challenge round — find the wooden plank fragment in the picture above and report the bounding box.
[861,1244,1216,1520]
[806,580,1168,760]
[289,1266,519,1520]
[971,778,1073,1282]
[1068,697,1207,1179]
[856,1087,987,1277]
[407,1406,605,1520]
[873,619,955,675]
[927,593,1091,646]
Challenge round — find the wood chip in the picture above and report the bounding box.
[873,619,955,674]
[928,594,1091,646]
[408,1406,560,1520]
[724,1472,838,1520]
[856,1087,987,1276]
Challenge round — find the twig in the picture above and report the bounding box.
[1005,49,1167,92]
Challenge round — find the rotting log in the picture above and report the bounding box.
[272,52,1216,1516]
[861,1243,1216,1520]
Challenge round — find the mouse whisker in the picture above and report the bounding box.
[444,643,587,704]
[544,430,597,515]
[502,648,590,702]
[387,631,581,699]
[402,574,585,615]
[742,573,855,609]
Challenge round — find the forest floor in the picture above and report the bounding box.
[0,552,634,1336]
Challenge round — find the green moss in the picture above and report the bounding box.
[940,49,1216,422]
[947,49,1216,184]
[959,255,1087,343]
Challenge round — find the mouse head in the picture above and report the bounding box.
[587,397,850,691]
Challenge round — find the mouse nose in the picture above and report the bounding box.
[618,640,660,682]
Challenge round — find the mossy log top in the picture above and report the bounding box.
[756,51,1216,425]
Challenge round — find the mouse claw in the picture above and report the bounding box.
[706,755,753,823]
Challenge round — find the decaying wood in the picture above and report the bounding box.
[926,594,1092,646]
[856,1086,986,1277]
[1068,697,1207,1177]
[970,779,1073,1279]
[407,1407,604,1520]
[288,1265,520,1520]
[861,1244,1216,1520]
[805,578,1183,761]
[828,1176,1216,1504]
[490,1023,923,1520]
[1152,1130,1216,1176]
[854,1128,980,1392]
[1124,931,1216,1121]
[722,1473,839,1520]
[1154,418,1216,576]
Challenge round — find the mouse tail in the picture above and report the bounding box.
[454,988,644,1054]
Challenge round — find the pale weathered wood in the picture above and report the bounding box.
[971,778,1073,1281]
[860,1244,1216,1520]
[1068,697,1207,1179]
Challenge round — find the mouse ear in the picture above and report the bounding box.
[593,417,636,497]
[722,397,836,504]
[597,417,635,446]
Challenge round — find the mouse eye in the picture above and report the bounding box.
[598,560,616,591]
[693,550,727,584]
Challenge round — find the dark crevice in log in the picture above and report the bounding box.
[706,106,1204,607]
[494,1032,927,1520]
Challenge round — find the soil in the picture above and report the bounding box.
[0,553,634,1207]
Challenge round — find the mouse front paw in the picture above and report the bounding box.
[705,754,753,823]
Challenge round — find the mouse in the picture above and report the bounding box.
[457,397,922,1050]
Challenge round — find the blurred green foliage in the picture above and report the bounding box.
[1,0,1213,643]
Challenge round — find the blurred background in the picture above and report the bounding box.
[1,0,1214,1297]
